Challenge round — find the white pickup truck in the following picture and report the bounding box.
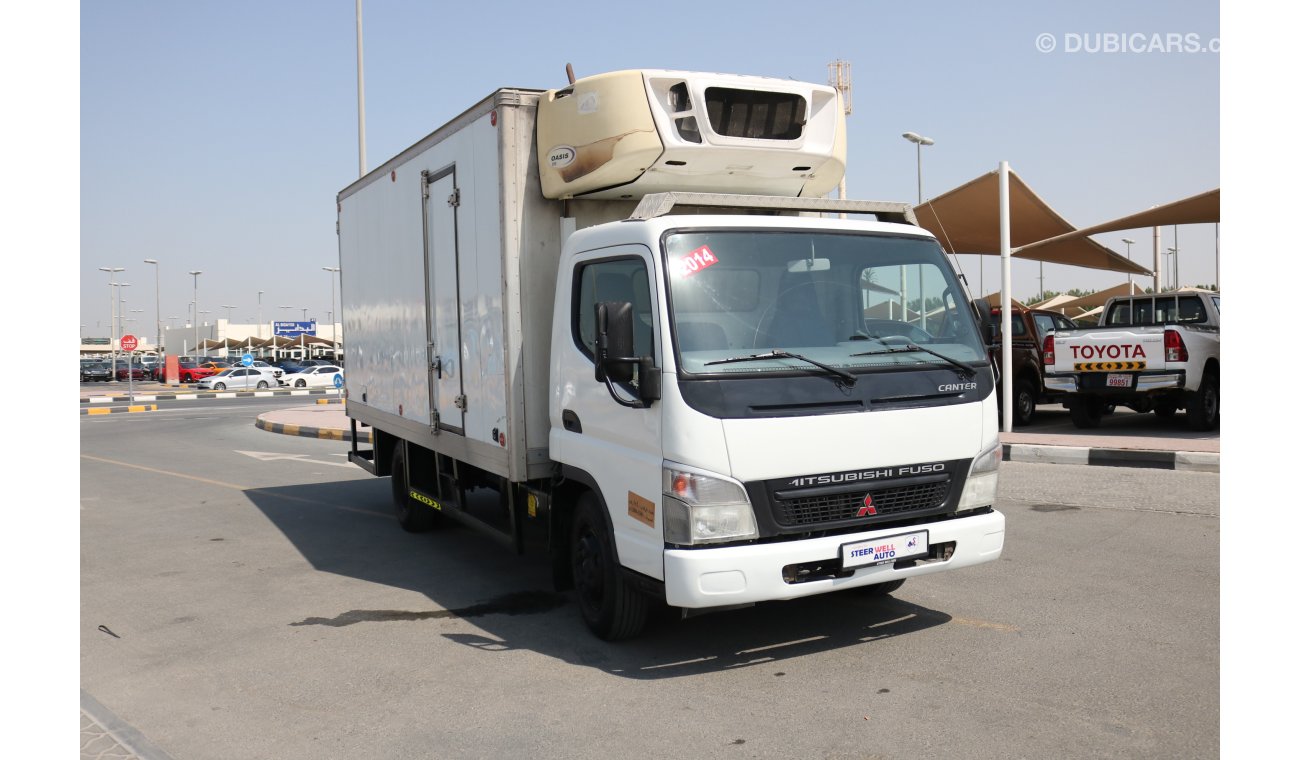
[1044,291,1220,430]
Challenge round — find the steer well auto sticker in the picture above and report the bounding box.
[628,492,656,528]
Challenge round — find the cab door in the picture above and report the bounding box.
[553,247,665,580]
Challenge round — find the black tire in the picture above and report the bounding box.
[214,382,226,391]
[295,379,306,388]
[1012,381,1037,426]
[1186,368,1219,431]
[256,380,269,389]
[571,494,649,641]
[856,578,906,596]
[391,443,435,533]
[1069,396,1104,429]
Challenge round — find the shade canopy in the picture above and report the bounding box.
[914,170,1151,275]
[1016,188,1219,255]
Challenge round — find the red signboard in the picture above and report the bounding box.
[121,334,139,352]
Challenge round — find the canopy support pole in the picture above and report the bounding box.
[999,161,1013,433]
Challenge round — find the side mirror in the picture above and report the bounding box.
[971,298,995,345]
[594,302,661,406]
[595,302,635,384]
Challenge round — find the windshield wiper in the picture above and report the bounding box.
[705,350,856,388]
[849,343,976,377]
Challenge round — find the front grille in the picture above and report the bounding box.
[773,480,950,527]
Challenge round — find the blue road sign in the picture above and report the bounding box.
[333,373,344,389]
[241,353,254,367]
[273,320,316,338]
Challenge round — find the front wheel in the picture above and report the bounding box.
[571,494,649,641]
[295,379,306,388]
[214,382,226,391]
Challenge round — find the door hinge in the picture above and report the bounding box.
[454,394,467,411]
[421,170,431,199]
[447,188,460,207]
[431,409,441,433]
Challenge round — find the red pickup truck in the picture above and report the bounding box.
[984,305,1079,425]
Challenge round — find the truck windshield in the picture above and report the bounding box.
[663,230,986,377]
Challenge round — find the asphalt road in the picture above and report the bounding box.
[80,397,1219,759]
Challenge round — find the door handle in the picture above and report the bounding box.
[562,409,582,433]
[432,356,443,379]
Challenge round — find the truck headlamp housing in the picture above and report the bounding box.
[662,464,758,545]
[957,438,1001,510]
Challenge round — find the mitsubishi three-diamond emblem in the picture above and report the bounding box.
[857,494,877,517]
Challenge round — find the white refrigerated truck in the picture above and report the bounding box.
[337,69,1005,639]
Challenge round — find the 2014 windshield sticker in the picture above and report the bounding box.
[672,245,720,278]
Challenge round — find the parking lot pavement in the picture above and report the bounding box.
[249,401,1218,471]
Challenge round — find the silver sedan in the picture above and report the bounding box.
[196,367,278,391]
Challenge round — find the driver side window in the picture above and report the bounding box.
[574,257,655,362]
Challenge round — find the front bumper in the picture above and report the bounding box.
[662,509,1005,608]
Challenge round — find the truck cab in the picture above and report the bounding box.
[549,210,1004,635]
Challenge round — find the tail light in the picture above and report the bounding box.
[1164,330,1188,362]
[1043,334,1055,366]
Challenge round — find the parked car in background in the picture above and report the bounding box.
[80,360,112,382]
[272,359,309,375]
[1046,291,1221,430]
[280,364,343,388]
[115,363,149,381]
[249,360,283,380]
[199,360,232,373]
[177,359,217,383]
[196,367,277,391]
[981,304,1079,425]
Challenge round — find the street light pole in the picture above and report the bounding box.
[902,132,935,328]
[189,270,203,357]
[257,290,265,340]
[143,258,160,353]
[1166,247,1180,290]
[98,266,125,377]
[1121,238,1136,292]
[323,266,340,357]
[279,306,296,361]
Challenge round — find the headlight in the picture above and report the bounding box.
[957,437,1001,510]
[662,464,758,545]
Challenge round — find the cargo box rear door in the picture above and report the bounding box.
[422,166,465,434]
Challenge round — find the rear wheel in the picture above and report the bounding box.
[1069,396,1104,429]
[1186,368,1219,431]
[256,380,269,389]
[571,494,649,641]
[391,443,436,533]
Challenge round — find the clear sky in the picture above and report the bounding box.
[77,0,1219,337]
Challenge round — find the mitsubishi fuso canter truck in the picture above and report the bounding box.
[337,69,1005,639]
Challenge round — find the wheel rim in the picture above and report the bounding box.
[215,383,225,391]
[573,524,606,611]
[1017,390,1033,418]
